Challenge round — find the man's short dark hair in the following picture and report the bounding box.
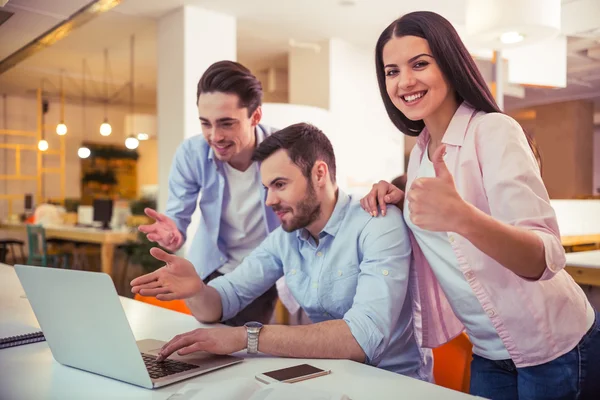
[252,123,336,184]
[196,61,263,116]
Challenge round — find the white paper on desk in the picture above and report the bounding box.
[166,378,350,400]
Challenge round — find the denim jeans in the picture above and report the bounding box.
[470,311,600,400]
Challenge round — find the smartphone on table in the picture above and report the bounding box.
[255,363,331,384]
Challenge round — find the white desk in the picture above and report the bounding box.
[566,250,600,268]
[0,264,476,400]
[565,250,600,287]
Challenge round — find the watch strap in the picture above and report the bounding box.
[247,330,259,354]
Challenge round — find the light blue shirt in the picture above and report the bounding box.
[164,125,280,279]
[405,145,509,360]
[209,191,432,380]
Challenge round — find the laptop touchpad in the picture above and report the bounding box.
[137,338,166,356]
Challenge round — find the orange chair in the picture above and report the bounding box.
[433,332,472,393]
[133,294,192,315]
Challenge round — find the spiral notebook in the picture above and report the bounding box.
[0,331,45,349]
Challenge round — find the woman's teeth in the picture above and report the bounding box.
[403,92,425,102]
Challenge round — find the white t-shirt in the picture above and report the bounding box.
[218,162,268,274]
[404,146,511,360]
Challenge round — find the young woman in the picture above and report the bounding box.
[361,11,600,400]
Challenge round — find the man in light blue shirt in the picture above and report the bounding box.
[132,123,431,379]
[136,61,280,326]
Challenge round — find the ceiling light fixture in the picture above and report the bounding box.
[78,58,90,159]
[99,120,111,136]
[99,48,112,136]
[77,147,91,158]
[38,88,49,152]
[137,132,149,141]
[38,139,49,151]
[466,0,560,48]
[56,69,67,136]
[125,35,139,150]
[56,123,67,136]
[500,31,524,44]
[125,136,139,149]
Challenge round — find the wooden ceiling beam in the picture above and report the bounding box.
[0,0,122,75]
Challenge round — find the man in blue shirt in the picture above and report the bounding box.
[136,61,281,326]
[132,123,432,380]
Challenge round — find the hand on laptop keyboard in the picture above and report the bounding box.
[142,353,197,379]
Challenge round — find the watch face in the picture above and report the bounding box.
[245,321,263,329]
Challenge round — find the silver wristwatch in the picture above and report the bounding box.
[244,321,263,354]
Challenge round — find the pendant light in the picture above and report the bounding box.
[465,0,560,49]
[99,48,112,136]
[78,59,90,159]
[125,35,139,150]
[37,139,49,151]
[55,69,67,136]
[38,80,48,151]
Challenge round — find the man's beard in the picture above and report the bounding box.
[274,183,321,233]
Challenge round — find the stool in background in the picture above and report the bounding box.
[0,239,26,265]
[0,245,7,264]
[116,242,137,293]
[71,242,101,271]
[26,225,71,268]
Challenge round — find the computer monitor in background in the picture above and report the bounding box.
[93,199,114,230]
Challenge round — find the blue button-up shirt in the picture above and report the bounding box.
[209,191,432,380]
[164,125,281,279]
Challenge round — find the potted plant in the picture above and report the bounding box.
[127,196,157,227]
[82,170,118,186]
[119,232,171,292]
[62,198,81,225]
[125,232,169,273]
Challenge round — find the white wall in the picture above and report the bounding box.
[289,41,330,110]
[328,39,404,196]
[551,199,600,236]
[261,103,331,136]
[137,138,158,191]
[155,6,237,258]
[0,94,156,219]
[156,6,236,215]
[287,38,404,196]
[242,54,290,104]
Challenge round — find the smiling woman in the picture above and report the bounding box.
[363,11,600,400]
[381,38,456,139]
[375,13,499,138]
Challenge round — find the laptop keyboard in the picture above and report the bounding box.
[142,353,198,379]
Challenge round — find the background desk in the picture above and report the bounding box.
[0,264,477,400]
[562,234,600,253]
[565,250,600,287]
[0,222,136,276]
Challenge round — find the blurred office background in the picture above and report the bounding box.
[0,0,599,303]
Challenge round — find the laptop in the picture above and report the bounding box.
[14,264,243,389]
